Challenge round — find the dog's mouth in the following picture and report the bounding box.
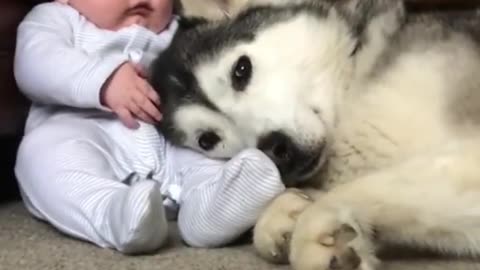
[298,152,323,176]
[282,151,325,187]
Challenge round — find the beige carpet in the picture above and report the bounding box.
[0,202,288,270]
[3,202,480,270]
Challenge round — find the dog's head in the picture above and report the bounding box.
[150,0,405,185]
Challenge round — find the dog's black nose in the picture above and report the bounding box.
[258,131,324,183]
[258,131,294,166]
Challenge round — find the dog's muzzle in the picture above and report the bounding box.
[258,131,325,186]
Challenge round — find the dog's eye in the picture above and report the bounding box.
[198,131,221,151]
[231,55,252,91]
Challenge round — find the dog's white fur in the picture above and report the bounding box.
[178,1,480,269]
[251,4,480,270]
[192,13,344,160]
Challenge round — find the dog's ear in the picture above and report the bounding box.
[333,0,406,56]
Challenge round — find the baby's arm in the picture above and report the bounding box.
[175,149,285,247]
[14,4,127,109]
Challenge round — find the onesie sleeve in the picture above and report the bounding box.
[14,4,128,109]
[175,149,286,248]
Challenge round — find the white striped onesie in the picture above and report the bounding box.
[13,2,285,254]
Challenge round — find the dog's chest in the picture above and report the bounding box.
[313,119,401,190]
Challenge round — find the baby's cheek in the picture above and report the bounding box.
[149,15,173,33]
[148,0,174,33]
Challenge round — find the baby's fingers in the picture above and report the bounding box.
[129,100,157,125]
[133,90,162,122]
[138,78,161,106]
[134,64,147,78]
[116,107,140,129]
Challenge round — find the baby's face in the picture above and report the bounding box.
[60,0,173,32]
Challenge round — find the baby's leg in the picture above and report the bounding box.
[174,148,285,247]
[15,118,168,254]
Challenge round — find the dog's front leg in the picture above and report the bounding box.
[290,139,480,270]
[253,187,326,264]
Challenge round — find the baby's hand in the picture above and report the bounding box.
[101,62,162,129]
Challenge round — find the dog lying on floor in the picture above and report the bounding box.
[152,1,480,269]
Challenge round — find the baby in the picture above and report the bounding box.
[13,0,285,254]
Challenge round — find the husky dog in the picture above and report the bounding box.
[149,0,480,269]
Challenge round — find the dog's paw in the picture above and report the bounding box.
[290,203,378,270]
[253,188,314,264]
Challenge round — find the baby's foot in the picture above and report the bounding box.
[109,178,168,254]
